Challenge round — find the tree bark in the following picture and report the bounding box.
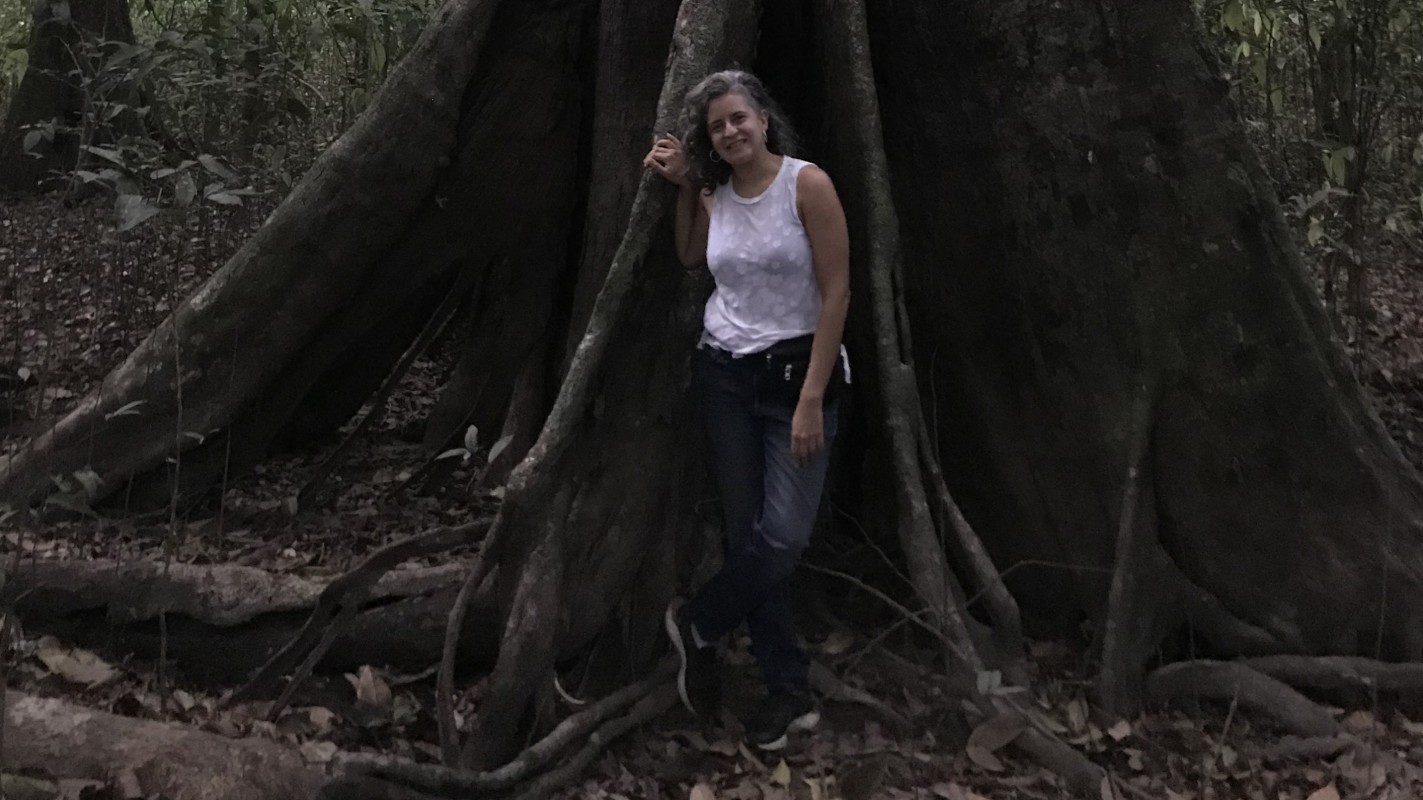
[868,0,1423,675]
[3,690,323,800]
[0,0,137,190]
[6,559,503,683]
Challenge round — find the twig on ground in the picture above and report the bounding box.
[808,660,912,732]
[801,562,966,661]
[231,521,488,704]
[267,602,359,720]
[352,663,675,796]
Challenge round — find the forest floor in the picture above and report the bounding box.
[3,183,1423,800]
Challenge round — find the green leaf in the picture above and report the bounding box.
[22,130,43,152]
[175,173,197,207]
[197,153,240,183]
[72,467,103,501]
[1221,0,1245,31]
[83,145,125,165]
[103,399,147,420]
[487,434,514,464]
[45,491,97,518]
[975,669,1002,695]
[206,191,243,206]
[115,194,161,232]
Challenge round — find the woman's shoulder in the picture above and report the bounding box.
[792,160,836,197]
[785,156,816,176]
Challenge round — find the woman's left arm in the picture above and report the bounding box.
[791,165,851,465]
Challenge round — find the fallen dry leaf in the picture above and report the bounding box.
[770,759,791,786]
[967,712,1027,754]
[737,741,767,772]
[300,740,339,763]
[1065,697,1089,734]
[819,630,855,655]
[705,738,738,757]
[307,706,336,732]
[965,744,1004,772]
[839,756,886,800]
[1306,785,1341,800]
[929,784,963,800]
[689,782,717,800]
[36,636,117,686]
[1107,719,1132,741]
[345,665,392,707]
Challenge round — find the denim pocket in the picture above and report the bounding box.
[761,350,843,409]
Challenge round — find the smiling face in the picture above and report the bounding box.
[706,91,769,166]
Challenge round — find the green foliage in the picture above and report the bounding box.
[1201,0,1423,312]
[0,0,30,105]
[2,0,439,227]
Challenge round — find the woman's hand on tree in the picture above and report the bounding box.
[790,398,825,466]
[643,134,689,186]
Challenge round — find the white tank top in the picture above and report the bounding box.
[702,156,819,354]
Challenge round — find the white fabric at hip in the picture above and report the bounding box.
[702,156,818,354]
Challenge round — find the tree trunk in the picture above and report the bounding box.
[7,0,1423,784]
[868,0,1423,684]
[0,0,136,191]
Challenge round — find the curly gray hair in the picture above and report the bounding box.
[679,70,800,191]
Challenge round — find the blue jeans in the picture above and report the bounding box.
[685,345,838,693]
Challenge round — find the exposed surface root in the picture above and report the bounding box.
[8,556,501,685]
[808,660,911,732]
[1258,734,1356,762]
[1013,728,1117,798]
[4,690,322,800]
[233,520,490,703]
[1146,660,1341,738]
[1242,654,1423,694]
[339,666,675,799]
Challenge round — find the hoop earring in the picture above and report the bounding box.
[710,149,722,164]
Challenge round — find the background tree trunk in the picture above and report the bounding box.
[0,0,136,191]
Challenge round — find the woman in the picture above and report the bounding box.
[642,70,850,751]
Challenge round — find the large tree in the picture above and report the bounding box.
[4,0,1422,795]
[0,0,137,190]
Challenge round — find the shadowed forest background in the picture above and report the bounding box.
[3,0,1423,798]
